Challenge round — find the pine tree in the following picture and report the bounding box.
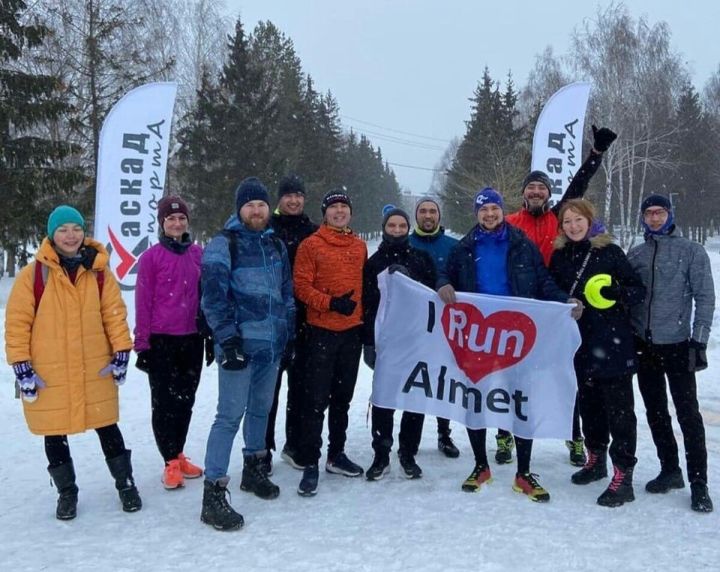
[0,0,85,274]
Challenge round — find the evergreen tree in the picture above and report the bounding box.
[0,0,85,274]
[441,68,527,230]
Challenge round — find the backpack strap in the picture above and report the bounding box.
[33,262,104,312]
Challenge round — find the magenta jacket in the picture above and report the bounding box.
[133,240,203,351]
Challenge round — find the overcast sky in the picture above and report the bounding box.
[225,1,719,194]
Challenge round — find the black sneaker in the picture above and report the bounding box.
[326,453,364,477]
[281,446,305,470]
[366,456,390,481]
[494,433,514,465]
[597,466,635,507]
[690,483,714,513]
[566,439,587,467]
[398,454,423,479]
[201,478,244,531]
[438,433,460,458]
[240,455,280,500]
[571,449,608,485]
[645,468,685,494]
[298,464,319,497]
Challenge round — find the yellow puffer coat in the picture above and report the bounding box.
[5,237,132,436]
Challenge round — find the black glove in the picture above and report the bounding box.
[363,345,376,370]
[599,283,622,301]
[204,335,215,367]
[688,339,708,372]
[388,264,409,276]
[220,337,248,371]
[281,340,296,369]
[592,125,617,153]
[135,350,151,374]
[329,290,357,316]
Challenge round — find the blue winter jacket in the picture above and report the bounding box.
[409,227,458,276]
[201,216,295,358]
[438,223,568,302]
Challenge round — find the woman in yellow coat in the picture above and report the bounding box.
[5,205,142,520]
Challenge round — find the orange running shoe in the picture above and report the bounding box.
[162,459,185,490]
[178,453,203,479]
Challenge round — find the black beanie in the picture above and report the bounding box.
[235,177,270,211]
[278,174,306,199]
[321,189,352,215]
[382,204,410,229]
[640,194,672,213]
[521,170,554,194]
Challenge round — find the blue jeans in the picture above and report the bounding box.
[204,344,279,482]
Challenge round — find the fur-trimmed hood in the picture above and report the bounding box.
[553,232,614,250]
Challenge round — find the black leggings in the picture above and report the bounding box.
[469,428,533,474]
[44,424,126,468]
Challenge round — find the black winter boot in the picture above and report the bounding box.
[201,478,244,531]
[645,467,685,494]
[571,448,608,485]
[398,452,423,479]
[106,450,142,512]
[597,465,635,507]
[240,454,280,500]
[366,454,390,481]
[438,430,460,458]
[690,482,713,513]
[48,461,79,520]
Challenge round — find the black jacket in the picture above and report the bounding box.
[270,212,319,267]
[438,223,567,302]
[549,234,645,379]
[362,238,437,346]
[270,211,319,331]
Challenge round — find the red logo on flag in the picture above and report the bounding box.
[441,303,537,383]
[107,227,137,279]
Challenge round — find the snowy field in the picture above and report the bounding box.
[1,237,720,572]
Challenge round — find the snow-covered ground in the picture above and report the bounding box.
[1,237,719,572]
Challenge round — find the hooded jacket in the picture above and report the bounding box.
[550,234,645,379]
[5,238,132,435]
[627,229,714,345]
[293,224,367,332]
[201,216,295,358]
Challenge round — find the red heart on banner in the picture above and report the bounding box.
[441,302,537,384]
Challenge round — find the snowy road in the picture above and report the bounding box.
[1,240,719,571]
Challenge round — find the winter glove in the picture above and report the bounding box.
[599,283,622,301]
[100,350,130,386]
[592,125,617,153]
[12,361,46,403]
[329,290,357,316]
[568,298,584,320]
[204,335,215,367]
[280,340,296,370]
[135,350,151,374]
[363,345,377,370]
[220,337,248,371]
[688,339,708,373]
[388,264,410,276]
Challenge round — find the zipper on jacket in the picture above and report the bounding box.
[260,234,276,363]
[645,238,658,343]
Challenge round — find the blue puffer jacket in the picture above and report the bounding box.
[438,223,568,302]
[409,227,458,276]
[201,216,295,358]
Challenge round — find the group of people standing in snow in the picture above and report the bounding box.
[5,122,715,531]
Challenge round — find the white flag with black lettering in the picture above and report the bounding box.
[531,81,591,205]
[94,81,178,290]
[371,272,581,439]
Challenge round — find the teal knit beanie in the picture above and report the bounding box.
[47,205,85,238]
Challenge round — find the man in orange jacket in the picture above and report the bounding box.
[293,189,368,496]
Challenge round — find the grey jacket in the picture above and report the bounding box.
[627,229,714,344]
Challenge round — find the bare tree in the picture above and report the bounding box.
[570,4,688,247]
